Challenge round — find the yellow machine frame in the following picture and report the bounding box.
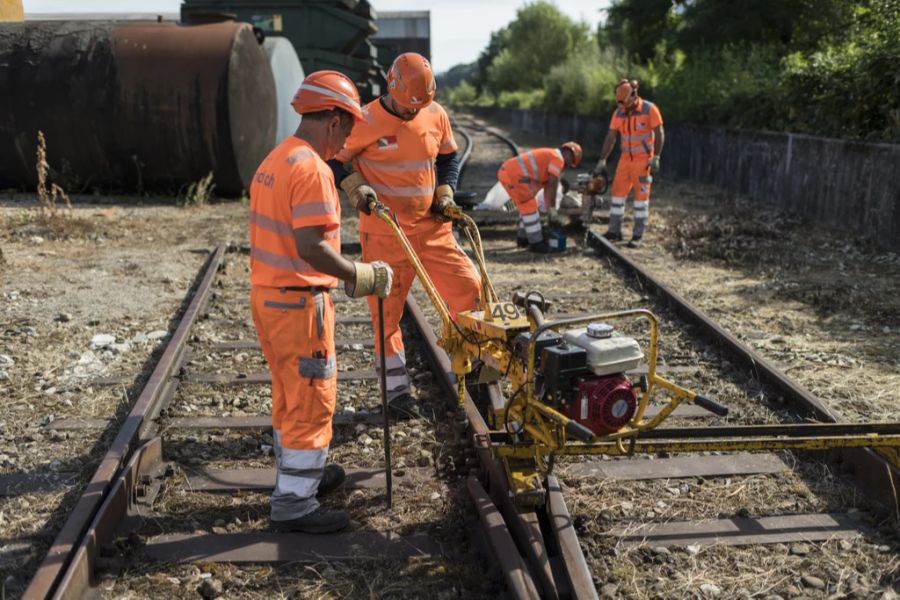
[371,203,900,504]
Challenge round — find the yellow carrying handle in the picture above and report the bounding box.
[369,201,453,330]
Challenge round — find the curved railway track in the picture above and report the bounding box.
[9,113,899,599]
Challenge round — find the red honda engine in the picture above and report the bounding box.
[562,375,637,435]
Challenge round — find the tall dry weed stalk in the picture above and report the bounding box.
[36,130,72,219]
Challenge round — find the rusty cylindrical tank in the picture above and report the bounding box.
[0,20,276,197]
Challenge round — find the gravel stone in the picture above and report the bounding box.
[801,575,826,590]
[197,577,223,599]
[789,543,810,556]
[89,334,116,349]
[700,583,722,597]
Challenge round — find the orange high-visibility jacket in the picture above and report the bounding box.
[499,148,565,198]
[610,98,663,163]
[249,137,341,288]
[335,99,457,236]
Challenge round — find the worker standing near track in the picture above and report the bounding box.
[497,142,583,253]
[330,52,481,419]
[249,71,393,534]
[595,79,664,247]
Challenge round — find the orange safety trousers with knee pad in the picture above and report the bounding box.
[361,224,481,400]
[610,161,653,201]
[251,286,336,450]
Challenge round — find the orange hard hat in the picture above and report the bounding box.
[291,70,364,121]
[561,141,583,167]
[615,79,639,109]
[387,52,436,110]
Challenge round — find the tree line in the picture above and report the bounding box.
[437,0,900,142]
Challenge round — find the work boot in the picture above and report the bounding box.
[516,234,529,248]
[270,508,349,534]
[602,230,623,241]
[626,236,642,248]
[316,463,346,497]
[387,393,422,420]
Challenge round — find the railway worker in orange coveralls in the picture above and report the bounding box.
[595,79,664,247]
[328,52,480,419]
[249,71,393,534]
[497,142,583,253]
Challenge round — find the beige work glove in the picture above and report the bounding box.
[592,157,607,176]
[430,184,460,222]
[345,261,393,298]
[648,155,660,174]
[340,171,377,214]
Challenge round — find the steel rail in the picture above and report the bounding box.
[450,117,474,189]
[405,295,597,599]
[25,245,227,599]
[586,230,900,508]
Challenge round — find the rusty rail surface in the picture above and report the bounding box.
[25,245,227,599]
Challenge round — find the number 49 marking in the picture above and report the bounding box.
[490,302,520,321]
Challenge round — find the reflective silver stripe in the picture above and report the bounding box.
[521,211,541,225]
[270,430,325,520]
[634,200,649,209]
[357,156,434,172]
[526,151,539,180]
[286,148,315,164]
[292,201,336,218]
[377,351,409,399]
[638,176,652,183]
[515,153,531,179]
[610,197,626,217]
[251,247,315,273]
[622,133,652,141]
[385,373,409,389]
[249,211,293,236]
[548,164,561,175]
[439,140,456,151]
[385,351,406,369]
[369,183,435,197]
[298,82,361,112]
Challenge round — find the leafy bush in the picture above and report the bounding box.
[541,47,626,116]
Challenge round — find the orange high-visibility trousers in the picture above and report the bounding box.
[498,164,540,214]
[251,285,336,519]
[251,286,336,449]
[610,160,652,201]
[361,225,481,399]
[608,160,653,237]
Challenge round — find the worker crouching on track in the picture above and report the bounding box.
[498,142,583,253]
[329,52,481,420]
[249,71,393,534]
[596,79,664,247]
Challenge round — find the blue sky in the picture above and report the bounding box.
[23,0,611,73]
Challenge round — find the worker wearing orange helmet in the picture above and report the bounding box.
[497,141,583,253]
[250,71,393,534]
[595,79,664,247]
[329,52,480,419]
